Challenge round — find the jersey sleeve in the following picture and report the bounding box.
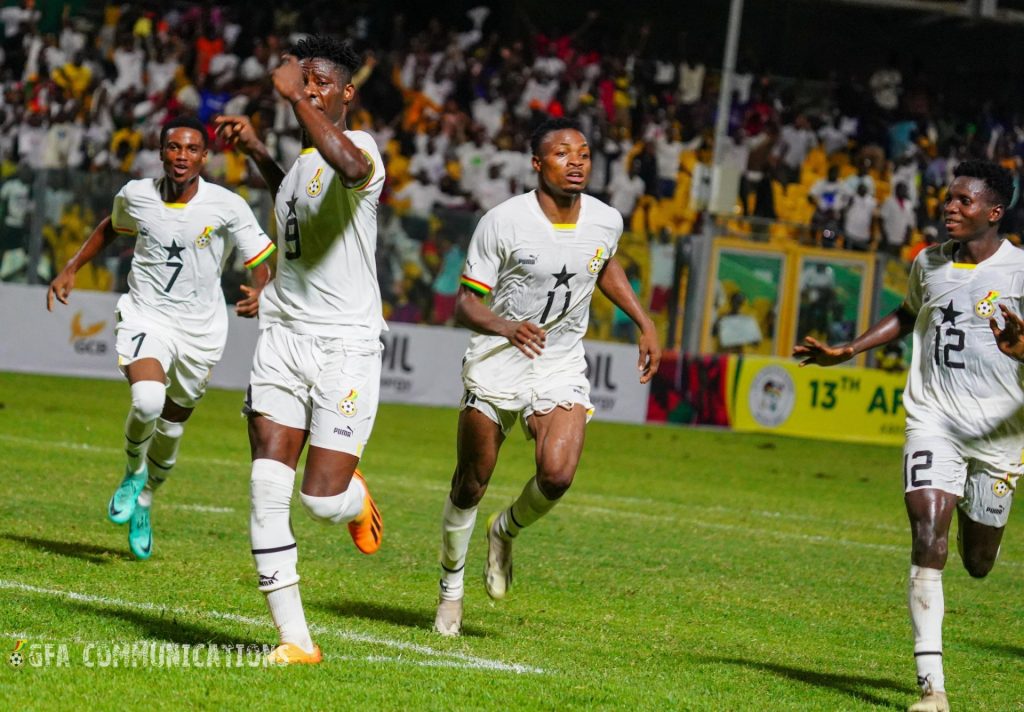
[110,186,138,236]
[226,195,276,269]
[345,130,386,194]
[901,253,924,315]
[460,210,503,297]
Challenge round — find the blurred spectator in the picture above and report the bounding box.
[0,163,32,280]
[880,182,916,258]
[808,165,844,247]
[841,182,876,252]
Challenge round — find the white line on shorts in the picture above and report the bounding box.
[0,580,544,674]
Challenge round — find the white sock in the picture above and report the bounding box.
[496,476,559,541]
[439,497,477,601]
[138,418,183,507]
[124,381,164,474]
[250,458,312,651]
[299,476,365,524]
[909,565,945,693]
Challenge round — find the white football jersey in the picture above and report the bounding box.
[260,130,387,339]
[460,191,622,400]
[903,239,1024,449]
[111,177,275,335]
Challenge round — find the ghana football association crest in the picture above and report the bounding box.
[992,473,1018,498]
[975,291,999,318]
[339,389,358,417]
[195,225,214,248]
[306,167,324,197]
[587,247,606,275]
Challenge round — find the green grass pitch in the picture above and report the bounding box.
[0,372,1021,709]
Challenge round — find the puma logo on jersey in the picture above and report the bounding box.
[517,254,539,265]
[195,225,214,248]
[975,290,999,318]
[587,248,606,275]
[339,389,358,417]
[306,167,324,197]
[70,312,105,342]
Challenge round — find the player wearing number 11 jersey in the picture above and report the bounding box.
[433,118,661,637]
[794,160,1024,712]
[46,115,274,561]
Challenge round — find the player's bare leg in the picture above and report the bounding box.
[436,407,504,635]
[109,359,166,526]
[248,416,321,664]
[955,508,1005,578]
[906,489,957,712]
[486,405,587,600]
[302,446,381,554]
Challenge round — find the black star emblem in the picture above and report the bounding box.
[165,241,185,261]
[286,197,298,215]
[938,300,962,325]
[551,265,575,289]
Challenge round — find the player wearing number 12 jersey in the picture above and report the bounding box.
[46,115,274,561]
[795,160,1024,712]
[433,118,661,637]
[215,35,385,665]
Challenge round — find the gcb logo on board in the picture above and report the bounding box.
[748,365,795,428]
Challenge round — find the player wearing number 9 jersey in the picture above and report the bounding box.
[794,160,1024,712]
[46,115,274,561]
[214,35,386,665]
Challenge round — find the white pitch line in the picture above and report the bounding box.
[0,580,544,675]
[167,504,235,514]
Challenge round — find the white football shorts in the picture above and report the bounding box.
[244,324,382,457]
[903,430,1020,528]
[114,309,222,409]
[460,379,594,439]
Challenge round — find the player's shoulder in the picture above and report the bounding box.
[198,179,249,209]
[117,178,159,202]
[346,129,383,158]
[582,194,624,232]
[483,191,536,223]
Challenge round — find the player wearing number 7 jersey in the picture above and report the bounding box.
[794,160,1024,712]
[433,118,661,637]
[46,114,274,561]
[214,35,386,665]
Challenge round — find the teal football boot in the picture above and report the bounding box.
[128,504,153,560]
[108,466,147,524]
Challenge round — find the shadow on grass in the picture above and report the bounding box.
[67,600,266,647]
[1,534,132,563]
[699,655,906,709]
[313,599,488,638]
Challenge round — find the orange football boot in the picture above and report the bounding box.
[347,470,383,554]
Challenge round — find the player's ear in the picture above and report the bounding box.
[989,203,1004,225]
[531,154,541,173]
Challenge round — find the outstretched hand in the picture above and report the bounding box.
[792,335,855,367]
[990,303,1024,362]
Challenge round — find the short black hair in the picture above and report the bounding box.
[953,159,1015,207]
[161,115,208,148]
[290,34,362,81]
[530,118,585,157]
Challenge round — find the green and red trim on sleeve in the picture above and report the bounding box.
[245,242,277,269]
[460,275,492,296]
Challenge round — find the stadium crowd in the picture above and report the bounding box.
[2,2,1024,332]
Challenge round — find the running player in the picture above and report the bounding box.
[433,118,661,636]
[46,115,274,560]
[795,160,1024,712]
[214,35,385,665]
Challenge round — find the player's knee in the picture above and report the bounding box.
[250,459,295,523]
[962,553,995,579]
[130,380,166,422]
[536,468,575,500]
[450,465,491,508]
[299,489,361,524]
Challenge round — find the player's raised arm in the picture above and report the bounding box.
[454,284,546,359]
[46,216,117,311]
[213,115,286,196]
[596,257,661,383]
[793,306,916,367]
[274,53,371,188]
